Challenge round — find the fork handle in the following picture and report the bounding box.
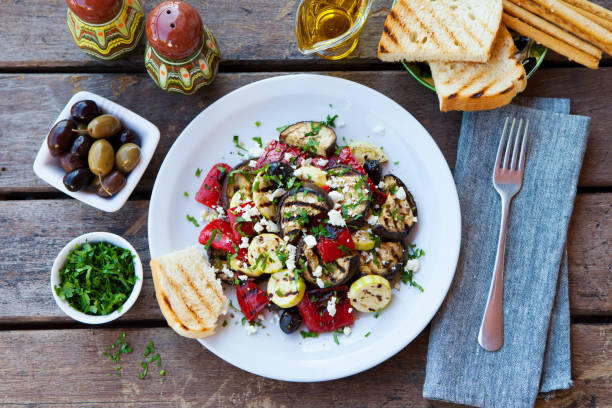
[478,196,510,351]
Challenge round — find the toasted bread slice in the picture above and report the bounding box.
[378,0,503,62]
[150,245,228,338]
[429,24,526,111]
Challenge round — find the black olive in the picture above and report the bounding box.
[523,57,537,74]
[70,100,100,124]
[279,308,302,334]
[109,128,141,150]
[363,159,383,185]
[514,36,530,52]
[47,119,77,157]
[70,134,94,159]
[63,168,93,192]
[59,151,86,173]
[266,161,294,187]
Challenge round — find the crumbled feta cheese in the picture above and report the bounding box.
[406,259,420,272]
[394,187,406,200]
[367,215,379,226]
[313,265,323,277]
[239,237,250,249]
[285,244,297,271]
[317,158,328,167]
[262,218,279,233]
[343,326,352,336]
[222,265,234,278]
[378,181,386,190]
[238,274,248,281]
[283,235,289,242]
[245,324,258,335]
[334,203,341,209]
[316,278,325,288]
[267,188,286,201]
[303,234,317,249]
[373,125,385,134]
[327,296,337,317]
[284,152,295,162]
[348,307,353,313]
[248,160,257,168]
[239,205,261,222]
[328,190,344,203]
[327,209,346,227]
[301,158,313,166]
[365,252,373,263]
[337,121,345,128]
[248,146,264,157]
[413,216,418,223]
[253,220,264,233]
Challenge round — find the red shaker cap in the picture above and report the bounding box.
[146,1,204,60]
[66,0,123,24]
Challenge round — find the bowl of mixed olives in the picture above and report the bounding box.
[33,91,160,212]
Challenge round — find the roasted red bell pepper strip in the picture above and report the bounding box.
[236,280,270,322]
[316,228,355,263]
[198,219,241,255]
[195,163,232,207]
[226,201,258,241]
[297,287,354,332]
[335,147,387,203]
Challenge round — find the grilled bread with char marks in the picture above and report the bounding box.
[150,245,228,339]
[378,0,503,62]
[429,24,526,111]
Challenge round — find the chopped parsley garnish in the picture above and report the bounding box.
[255,121,261,127]
[276,125,289,132]
[54,242,137,316]
[401,269,424,292]
[222,320,228,327]
[324,114,338,128]
[102,333,133,373]
[365,332,371,337]
[233,135,247,151]
[338,245,352,255]
[300,330,319,339]
[183,192,188,197]
[186,214,199,227]
[195,168,202,177]
[252,136,263,147]
[305,121,323,137]
[216,165,227,173]
[394,161,399,165]
[204,229,220,250]
[333,331,340,345]
[373,310,381,318]
[303,136,320,154]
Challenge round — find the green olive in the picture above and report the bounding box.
[88,139,114,176]
[87,114,121,139]
[115,143,140,173]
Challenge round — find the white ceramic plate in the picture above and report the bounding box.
[148,74,461,382]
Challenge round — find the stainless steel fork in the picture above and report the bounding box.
[478,117,529,352]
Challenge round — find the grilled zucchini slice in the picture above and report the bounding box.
[267,270,306,308]
[326,166,372,227]
[349,275,392,313]
[279,121,336,156]
[221,160,255,209]
[278,184,333,243]
[348,141,389,164]
[247,233,285,275]
[297,237,359,288]
[351,229,376,251]
[252,172,280,220]
[294,165,327,187]
[373,174,417,241]
[359,241,406,279]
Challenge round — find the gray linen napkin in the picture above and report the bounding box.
[422,98,589,408]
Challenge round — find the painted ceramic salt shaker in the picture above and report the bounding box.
[145,1,220,94]
[66,0,145,60]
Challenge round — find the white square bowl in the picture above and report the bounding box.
[33,91,160,212]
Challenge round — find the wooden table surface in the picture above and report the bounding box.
[1,1,610,406]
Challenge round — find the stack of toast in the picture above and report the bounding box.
[378,0,612,112]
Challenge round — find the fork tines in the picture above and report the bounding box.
[495,117,529,172]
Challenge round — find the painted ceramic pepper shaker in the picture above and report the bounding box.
[145,1,220,94]
[66,0,144,60]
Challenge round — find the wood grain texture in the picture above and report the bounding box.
[1,0,611,69]
[0,195,608,324]
[0,68,611,193]
[0,324,608,406]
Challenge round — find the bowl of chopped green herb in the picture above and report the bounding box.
[51,232,143,324]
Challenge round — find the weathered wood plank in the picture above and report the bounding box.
[0,324,608,406]
[0,195,608,323]
[1,0,611,68]
[0,69,611,192]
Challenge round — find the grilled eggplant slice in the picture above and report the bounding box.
[279,121,336,157]
[373,175,417,241]
[221,160,255,209]
[326,165,372,227]
[359,241,407,279]
[278,184,333,243]
[297,237,359,288]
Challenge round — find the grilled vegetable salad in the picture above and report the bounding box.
[194,118,423,336]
